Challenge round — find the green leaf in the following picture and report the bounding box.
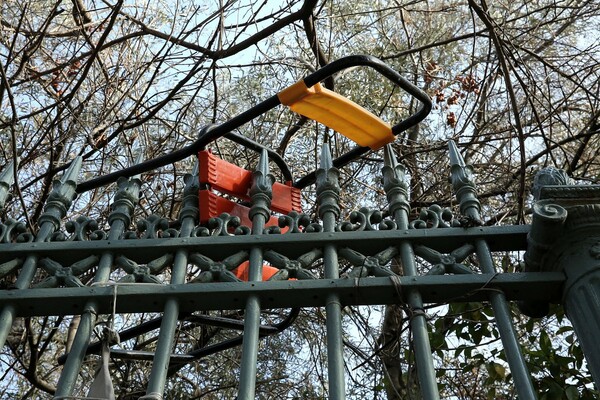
[565,386,579,400]
[486,362,506,381]
[556,325,573,335]
[540,331,552,354]
[546,380,565,400]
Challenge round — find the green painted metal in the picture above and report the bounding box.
[238,149,273,400]
[0,225,530,264]
[0,138,597,399]
[142,164,200,399]
[0,157,82,350]
[383,145,439,400]
[0,159,15,214]
[0,272,565,316]
[449,141,537,400]
[54,155,143,399]
[476,239,537,400]
[318,145,346,400]
[523,169,600,385]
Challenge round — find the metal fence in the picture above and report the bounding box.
[0,138,598,399]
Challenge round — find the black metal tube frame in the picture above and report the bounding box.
[75,55,432,193]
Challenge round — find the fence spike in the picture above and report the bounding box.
[190,158,200,179]
[37,156,83,234]
[131,150,145,179]
[180,160,200,223]
[182,159,200,213]
[448,140,481,223]
[61,156,83,185]
[314,143,346,399]
[383,144,398,169]
[248,149,274,225]
[0,159,16,212]
[448,139,466,167]
[257,148,269,176]
[144,159,200,398]
[109,153,145,235]
[238,148,273,399]
[316,144,340,221]
[383,145,409,225]
[0,157,84,353]
[319,142,333,170]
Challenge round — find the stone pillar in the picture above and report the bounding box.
[522,167,600,386]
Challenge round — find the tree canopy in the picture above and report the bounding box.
[1,0,599,398]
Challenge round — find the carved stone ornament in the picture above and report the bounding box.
[521,168,600,320]
[531,167,573,200]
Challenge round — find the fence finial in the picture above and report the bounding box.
[249,149,274,225]
[38,156,83,232]
[383,144,398,169]
[132,150,145,178]
[316,144,340,220]
[319,142,333,170]
[448,139,466,167]
[61,156,84,185]
[109,153,145,229]
[448,140,481,223]
[179,160,200,224]
[382,145,410,226]
[0,160,16,213]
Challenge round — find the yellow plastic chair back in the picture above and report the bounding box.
[278,81,394,149]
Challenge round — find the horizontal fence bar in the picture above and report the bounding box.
[2,272,564,317]
[0,225,530,264]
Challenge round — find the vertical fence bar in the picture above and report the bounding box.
[316,144,345,400]
[383,145,440,399]
[142,164,199,399]
[0,157,83,350]
[0,161,17,349]
[54,156,143,398]
[474,240,537,397]
[237,150,273,400]
[448,141,536,400]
